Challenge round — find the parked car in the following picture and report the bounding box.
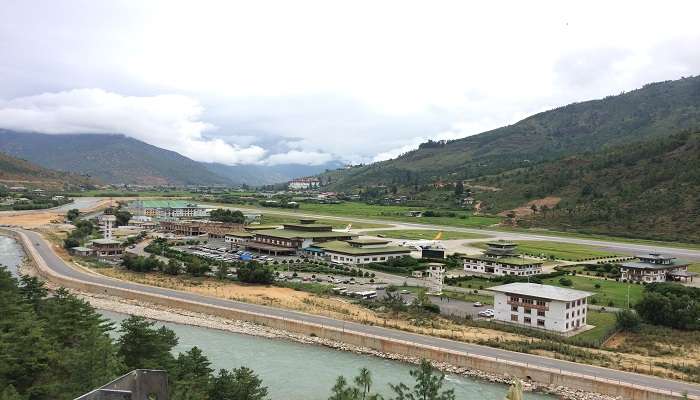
[473,302,483,307]
[478,309,495,317]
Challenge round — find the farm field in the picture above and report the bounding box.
[472,240,619,261]
[367,229,490,240]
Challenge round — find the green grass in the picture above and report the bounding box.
[472,240,618,261]
[541,275,642,309]
[689,263,700,273]
[450,277,500,290]
[258,213,389,229]
[293,202,502,228]
[367,229,490,240]
[574,310,618,343]
[396,286,493,304]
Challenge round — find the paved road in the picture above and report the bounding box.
[203,204,700,261]
[16,228,700,398]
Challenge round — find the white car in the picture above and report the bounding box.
[478,309,495,318]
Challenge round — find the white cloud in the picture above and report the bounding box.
[0,89,267,165]
[263,150,334,166]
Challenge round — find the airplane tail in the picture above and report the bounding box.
[344,224,352,232]
[433,231,443,241]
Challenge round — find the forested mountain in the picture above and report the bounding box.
[204,160,344,186]
[0,131,232,186]
[477,130,700,242]
[0,151,96,190]
[321,75,700,190]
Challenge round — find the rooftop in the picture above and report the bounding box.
[91,238,121,245]
[254,229,355,240]
[346,238,391,246]
[489,283,593,301]
[71,246,92,252]
[486,240,517,247]
[315,240,411,255]
[131,200,203,208]
[463,254,542,266]
[225,231,255,237]
[621,261,689,270]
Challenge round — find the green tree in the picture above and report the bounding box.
[209,209,246,224]
[186,258,211,277]
[164,259,182,275]
[66,209,80,222]
[117,316,178,371]
[171,347,213,400]
[209,367,268,400]
[389,360,455,400]
[114,210,132,226]
[0,385,24,400]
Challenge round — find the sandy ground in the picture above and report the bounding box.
[0,198,115,228]
[499,196,562,218]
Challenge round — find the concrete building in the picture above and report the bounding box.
[128,200,210,219]
[245,219,355,256]
[160,220,245,237]
[288,178,320,191]
[89,239,123,258]
[225,231,255,248]
[462,241,543,277]
[70,246,93,257]
[489,283,592,333]
[620,253,696,283]
[311,238,411,265]
[425,263,445,294]
[98,214,117,239]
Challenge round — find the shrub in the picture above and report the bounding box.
[559,277,573,286]
[615,310,641,332]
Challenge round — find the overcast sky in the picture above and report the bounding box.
[1,1,699,166]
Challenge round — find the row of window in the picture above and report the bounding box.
[565,298,586,309]
[510,314,546,327]
[566,308,586,319]
[509,296,546,306]
[510,305,546,316]
[566,318,585,329]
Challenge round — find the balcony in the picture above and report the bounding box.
[507,300,548,311]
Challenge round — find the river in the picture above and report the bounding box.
[0,235,553,399]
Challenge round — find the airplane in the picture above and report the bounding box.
[340,223,352,232]
[397,231,445,251]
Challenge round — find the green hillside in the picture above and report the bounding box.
[0,151,96,190]
[478,130,700,242]
[321,75,700,189]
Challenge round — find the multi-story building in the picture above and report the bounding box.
[620,253,696,283]
[89,239,123,258]
[160,220,245,237]
[128,200,210,219]
[98,214,117,239]
[310,238,411,265]
[287,178,320,191]
[225,231,255,248]
[462,241,543,277]
[489,283,592,333]
[245,219,355,256]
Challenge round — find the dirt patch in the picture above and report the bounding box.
[499,196,562,218]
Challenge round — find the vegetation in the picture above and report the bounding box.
[63,220,95,249]
[368,229,489,240]
[210,208,246,224]
[635,283,700,330]
[0,150,96,190]
[237,263,275,284]
[472,240,618,261]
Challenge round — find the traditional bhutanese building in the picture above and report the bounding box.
[620,253,696,283]
[462,241,543,277]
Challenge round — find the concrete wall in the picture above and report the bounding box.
[9,228,694,400]
[74,370,168,400]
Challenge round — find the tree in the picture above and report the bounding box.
[117,316,178,371]
[66,209,80,222]
[216,263,230,280]
[186,258,211,277]
[354,368,373,400]
[164,259,182,275]
[171,347,213,400]
[454,181,464,197]
[209,367,268,400]
[209,209,246,224]
[615,310,641,332]
[237,263,274,284]
[389,360,455,400]
[114,210,132,226]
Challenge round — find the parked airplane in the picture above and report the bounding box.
[398,231,445,250]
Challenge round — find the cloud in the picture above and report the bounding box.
[263,150,334,166]
[0,88,267,165]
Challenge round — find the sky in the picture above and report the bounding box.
[1,0,699,166]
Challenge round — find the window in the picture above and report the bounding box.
[582,298,586,304]
[566,322,569,329]
[536,300,545,306]
[524,308,531,314]
[524,317,531,324]
[511,305,518,312]
[510,296,519,302]
[511,314,518,322]
[566,313,569,319]
[537,319,545,327]
[537,310,545,317]
[566,302,570,309]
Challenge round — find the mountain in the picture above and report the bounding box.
[204,161,345,186]
[0,151,96,190]
[0,131,232,186]
[321,75,700,190]
[477,130,700,242]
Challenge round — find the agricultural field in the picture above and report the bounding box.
[541,275,643,309]
[367,229,490,240]
[472,240,619,261]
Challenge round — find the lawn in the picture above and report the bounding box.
[394,286,493,305]
[295,202,502,228]
[574,310,617,344]
[367,229,490,240]
[541,275,643,309]
[472,240,618,261]
[450,276,501,290]
[689,263,700,273]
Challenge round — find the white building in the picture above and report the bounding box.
[425,263,445,294]
[98,214,117,239]
[463,241,543,277]
[489,283,592,333]
[128,200,210,219]
[225,231,255,248]
[313,239,411,265]
[288,178,320,191]
[620,253,696,283]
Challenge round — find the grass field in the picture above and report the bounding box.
[541,275,643,309]
[295,202,502,228]
[258,213,389,229]
[689,263,700,273]
[574,310,617,343]
[367,229,490,240]
[396,286,493,305]
[472,240,618,261]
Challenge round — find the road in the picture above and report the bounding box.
[15,227,700,398]
[202,204,700,261]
